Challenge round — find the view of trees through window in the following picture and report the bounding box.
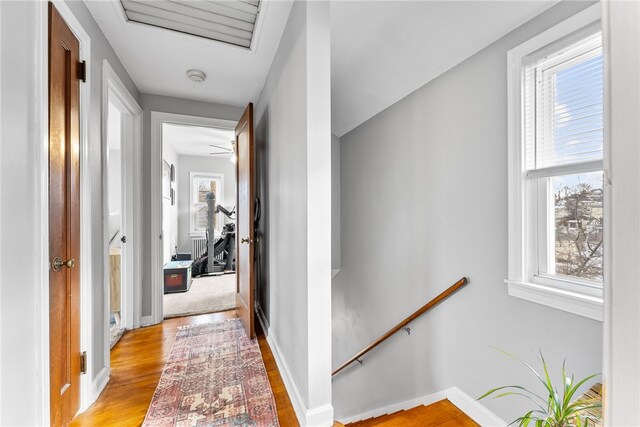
[545,44,604,283]
[553,172,603,281]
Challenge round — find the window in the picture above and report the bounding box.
[190,172,224,236]
[506,5,604,321]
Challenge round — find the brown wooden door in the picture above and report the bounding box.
[49,3,81,426]
[235,103,255,339]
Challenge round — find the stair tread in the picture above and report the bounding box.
[345,399,479,427]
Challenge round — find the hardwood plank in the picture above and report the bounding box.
[346,399,478,427]
[71,311,298,426]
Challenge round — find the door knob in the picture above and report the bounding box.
[121,235,127,243]
[241,238,250,244]
[52,257,76,272]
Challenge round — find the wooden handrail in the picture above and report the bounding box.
[332,277,469,376]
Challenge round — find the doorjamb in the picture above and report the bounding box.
[149,112,237,325]
[38,0,93,420]
[100,60,143,395]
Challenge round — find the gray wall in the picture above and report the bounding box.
[176,155,237,253]
[139,94,243,317]
[255,0,333,422]
[255,0,310,405]
[0,0,139,423]
[332,133,341,271]
[331,1,602,421]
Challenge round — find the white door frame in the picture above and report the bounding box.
[101,60,143,374]
[149,112,237,324]
[36,0,94,420]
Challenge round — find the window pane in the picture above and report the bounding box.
[533,33,604,169]
[192,176,220,231]
[197,179,217,203]
[196,204,208,229]
[552,172,603,281]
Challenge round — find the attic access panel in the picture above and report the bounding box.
[120,0,260,49]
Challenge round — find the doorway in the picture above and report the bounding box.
[161,120,238,319]
[106,101,125,347]
[101,61,143,357]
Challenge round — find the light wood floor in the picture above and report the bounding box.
[70,310,299,427]
[346,399,478,426]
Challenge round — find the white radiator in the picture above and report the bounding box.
[191,237,207,259]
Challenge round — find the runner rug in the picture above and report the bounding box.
[142,319,279,427]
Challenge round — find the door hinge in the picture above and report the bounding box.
[80,351,87,374]
[78,60,87,83]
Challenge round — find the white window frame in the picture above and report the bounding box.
[506,4,603,321]
[189,172,224,237]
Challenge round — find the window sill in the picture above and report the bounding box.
[505,279,603,321]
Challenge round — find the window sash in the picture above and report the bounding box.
[524,29,603,172]
[506,4,603,321]
[531,174,604,289]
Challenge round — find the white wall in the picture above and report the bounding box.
[255,1,333,425]
[176,155,236,253]
[604,0,640,421]
[0,1,139,424]
[162,137,178,263]
[140,94,243,318]
[331,1,602,422]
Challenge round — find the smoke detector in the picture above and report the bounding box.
[187,69,206,83]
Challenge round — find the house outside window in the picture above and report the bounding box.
[506,5,604,321]
[190,172,224,236]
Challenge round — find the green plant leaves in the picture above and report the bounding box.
[478,349,601,427]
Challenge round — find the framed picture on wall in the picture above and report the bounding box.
[162,160,171,200]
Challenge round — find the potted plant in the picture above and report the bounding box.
[479,349,601,426]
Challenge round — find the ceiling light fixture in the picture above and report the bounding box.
[187,69,206,83]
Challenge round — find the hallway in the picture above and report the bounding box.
[70,311,298,426]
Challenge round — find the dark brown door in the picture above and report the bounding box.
[235,103,255,339]
[49,3,81,426]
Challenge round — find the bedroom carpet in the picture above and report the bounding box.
[163,274,236,319]
[142,319,279,427]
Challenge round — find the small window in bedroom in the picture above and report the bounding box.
[190,172,224,235]
[506,5,604,321]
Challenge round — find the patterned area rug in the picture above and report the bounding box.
[142,319,279,427]
[109,324,125,349]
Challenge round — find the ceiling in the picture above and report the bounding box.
[120,0,260,49]
[85,0,293,106]
[89,0,558,138]
[331,1,558,137]
[163,123,236,157]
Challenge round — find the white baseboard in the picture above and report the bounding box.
[339,386,505,426]
[140,315,154,327]
[91,366,110,404]
[338,389,449,424]
[256,305,334,427]
[446,387,506,426]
